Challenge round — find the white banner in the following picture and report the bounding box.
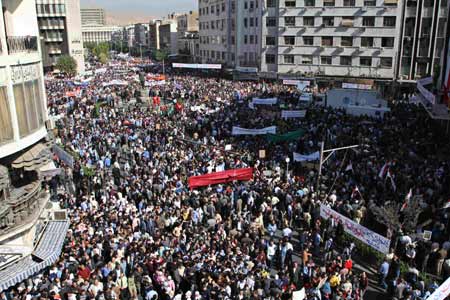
[103,80,128,87]
[320,205,391,254]
[417,77,436,105]
[293,151,319,162]
[252,97,278,105]
[299,93,312,102]
[232,126,276,136]
[427,276,450,300]
[281,110,307,118]
[172,63,222,70]
[342,83,372,90]
[145,80,166,87]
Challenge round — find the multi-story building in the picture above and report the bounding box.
[36,0,85,73]
[261,0,402,81]
[80,7,105,26]
[0,0,68,291]
[198,0,262,68]
[159,20,178,55]
[177,11,200,60]
[134,23,150,47]
[82,24,121,44]
[397,0,449,81]
[124,25,135,48]
[149,19,162,52]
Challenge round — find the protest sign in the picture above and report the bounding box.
[293,152,320,162]
[320,205,390,254]
[232,126,276,136]
[281,110,307,119]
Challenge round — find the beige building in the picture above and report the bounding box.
[80,7,105,26]
[82,24,121,44]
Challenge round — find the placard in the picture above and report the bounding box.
[259,150,266,158]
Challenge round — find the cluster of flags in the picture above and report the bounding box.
[378,161,396,192]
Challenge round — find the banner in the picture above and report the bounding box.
[427,276,450,300]
[172,63,222,70]
[252,97,278,105]
[188,168,253,189]
[342,83,372,90]
[299,93,312,102]
[232,126,276,136]
[281,110,307,119]
[292,288,306,300]
[417,77,436,105]
[103,80,128,87]
[293,151,319,162]
[320,205,390,254]
[266,129,305,143]
[52,145,74,168]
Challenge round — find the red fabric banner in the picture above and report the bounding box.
[188,168,254,189]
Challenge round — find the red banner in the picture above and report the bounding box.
[188,168,254,189]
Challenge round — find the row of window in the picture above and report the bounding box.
[199,19,227,31]
[38,18,65,28]
[267,54,393,68]
[42,30,64,40]
[278,0,397,7]
[199,0,260,16]
[274,36,394,47]
[200,34,259,45]
[199,50,235,62]
[281,16,396,27]
[36,4,66,15]
[267,16,395,27]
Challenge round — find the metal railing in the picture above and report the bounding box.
[7,36,38,54]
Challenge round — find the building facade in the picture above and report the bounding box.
[261,0,402,80]
[82,25,121,44]
[36,0,85,73]
[80,7,105,26]
[0,0,68,291]
[159,20,178,55]
[134,23,150,47]
[149,20,162,52]
[397,0,449,81]
[177,11,199,60]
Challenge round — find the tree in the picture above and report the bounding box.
[55,55,77,75]
[93,42,110,57]
[154,49,168,62]
[98,52,108,64]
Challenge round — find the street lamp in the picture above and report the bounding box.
[285,157,290,180]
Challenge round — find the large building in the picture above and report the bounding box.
[82,24,121,44]
[0,0,68,291]
[198,0,262,68]
[149,19,162,52]
[134,23,150,47]
[36,0,85,73]
[80,7,105,26]
[397,0,449,81]
[177,11,200,61]
[261,0,402,81]
[159,19,178,55]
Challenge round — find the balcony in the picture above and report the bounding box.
[7,36,38,54]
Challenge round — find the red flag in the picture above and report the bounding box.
[188,168,254,189]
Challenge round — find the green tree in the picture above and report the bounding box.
[154,49,168,62]
[55,55,77,75]
[93,42,110,57]
[98,52,108,64]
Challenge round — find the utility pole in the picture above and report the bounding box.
[315,142,360,196]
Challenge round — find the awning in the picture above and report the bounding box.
[12,144,51,171]
[0,220,69,292]
[39,161,61,179]
[384,0,398,3]
[0,165,9,190]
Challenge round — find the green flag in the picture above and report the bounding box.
[265,129,305,143]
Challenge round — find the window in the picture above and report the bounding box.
[321,56,332,65]
[323,17,334,26]
[364,0,376,5]
[266,36,276,45]
[360,57,372,66]
[244,18,248,28]
[305,0,315,6]
[423,0,433,7]
[363,17,375,27]
[303,36,314,45]
[284,55,295,64]
[250,35,255,44]
[343,0,355,6]
[285,0,296,7]
[266,54,276,64]
[231,1,235,12]
[304,17,315,26]
[250,1,254,10]
[361,37,374,47]
[382,37,394,47]
[267,0,277,7]
[285,16,296,26]
[322,36,333,46]
[301,55,313,64]
[250,17,254,27]
[323,0,335,6]
[340,56,352,66]
[380,57,393,68]
[222,3,225,11]
[383,16,396,27]
[266,17,277,27]
[211,5,214,13]
[13,80,44,137]
[341,17,354,27]
[0,87,13,144]
[244,35,248,44]
[284,36,295,45]
[244,2,248,9]
[211,21,215,29]
[341,37,353,47]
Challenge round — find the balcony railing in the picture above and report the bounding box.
[7,36,38,54]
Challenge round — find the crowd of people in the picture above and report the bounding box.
[1,59,450,300]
